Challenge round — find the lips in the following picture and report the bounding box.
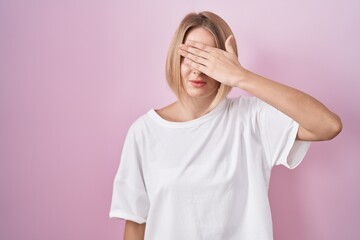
[189,80,206,88]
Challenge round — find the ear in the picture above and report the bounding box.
[225,35,236,54]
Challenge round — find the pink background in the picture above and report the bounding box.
[1,0,359,239]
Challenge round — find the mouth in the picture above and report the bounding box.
[189,80,206,88]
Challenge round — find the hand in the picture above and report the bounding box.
[178,35,247,87]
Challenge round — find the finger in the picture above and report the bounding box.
[184,40,217,53]
[178,49,208,66]
[179,44,210,60]
[225,35,236,54]
[186,58,208,74]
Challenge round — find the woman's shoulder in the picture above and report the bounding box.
[226,95,260,109]
[127,101,179,131]
[153,102,178,122]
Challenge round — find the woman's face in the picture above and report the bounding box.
[180,27,220,100]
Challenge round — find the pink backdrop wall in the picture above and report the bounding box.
[1,0,359,239]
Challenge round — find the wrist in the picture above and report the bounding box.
[235,68,252,89]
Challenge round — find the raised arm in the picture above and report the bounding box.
[236,70,342,141]
[178,36,342,141]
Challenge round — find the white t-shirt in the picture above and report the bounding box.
[109,96,310,240]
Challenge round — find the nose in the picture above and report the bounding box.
[192,69,200,75]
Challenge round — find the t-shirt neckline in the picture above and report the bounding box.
[147,98,228,128]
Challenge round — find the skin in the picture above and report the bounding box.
[125,26,343,239]
[124,220,145,240]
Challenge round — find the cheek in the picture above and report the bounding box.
[206,77,221,89]
[180,62,191,80]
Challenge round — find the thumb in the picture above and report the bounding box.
[225,35,236,54]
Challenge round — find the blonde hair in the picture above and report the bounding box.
[165,11,238,111]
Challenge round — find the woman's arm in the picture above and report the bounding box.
[124,220,146,240]
[178,36,342,141]
[237,70,342,141]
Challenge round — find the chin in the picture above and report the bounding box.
[186,89,217,99]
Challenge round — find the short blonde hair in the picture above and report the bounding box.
[165,11,238,111]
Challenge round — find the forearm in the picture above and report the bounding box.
[237,70,342,140]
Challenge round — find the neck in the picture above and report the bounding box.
[176,95,214,121]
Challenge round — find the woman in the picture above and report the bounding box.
[109,11,342,240]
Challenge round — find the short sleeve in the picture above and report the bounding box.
[256,98,311,169]
[109,124,150,223]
